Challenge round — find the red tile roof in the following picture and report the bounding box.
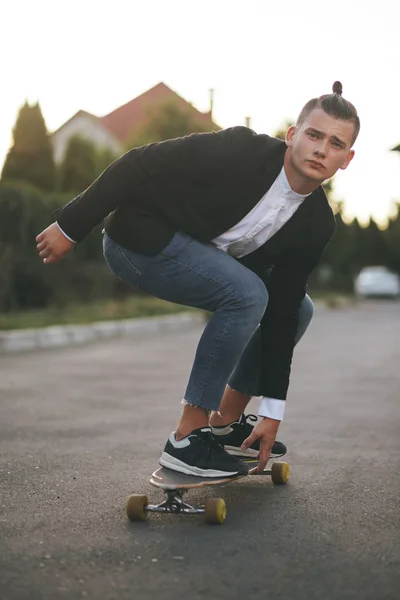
[100,82,218,142]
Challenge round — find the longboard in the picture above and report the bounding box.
[126,459,290,525]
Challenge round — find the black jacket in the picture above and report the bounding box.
[55,126,335,400]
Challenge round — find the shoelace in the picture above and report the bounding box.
[195,430,226,460]
[239,413,258,433]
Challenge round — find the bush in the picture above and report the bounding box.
[0,182,114,311]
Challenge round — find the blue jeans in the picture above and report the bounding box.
[103,231,313,411]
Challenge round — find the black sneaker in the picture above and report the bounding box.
[211,414,287,458]
[159,427,249,477]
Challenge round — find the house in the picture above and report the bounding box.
[51,82,219,164]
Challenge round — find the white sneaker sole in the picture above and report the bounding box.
[224,445,259,457]
[159,452,241,478]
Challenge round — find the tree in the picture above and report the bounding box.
[1,101,55,191]
[96,146,117,176]
[383,203,400,273]
[59,135,98,193]
[126,100,215,148]
[321,206,357,290]
[272,120,293,142]
[362,218,388,266]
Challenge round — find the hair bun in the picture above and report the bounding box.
[332,81,343,96]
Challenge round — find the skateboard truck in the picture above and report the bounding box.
[126,490,226,524]
[147,489,205,516]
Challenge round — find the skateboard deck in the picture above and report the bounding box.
[126,459,290,525]
[149,462,267,490]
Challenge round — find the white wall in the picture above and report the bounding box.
[51,114,123,164]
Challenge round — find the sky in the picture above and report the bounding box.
[2,0,400,225]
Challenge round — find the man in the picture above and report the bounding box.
[36,81,359,477]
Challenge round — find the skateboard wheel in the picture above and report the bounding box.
[126,494,148,521]
[271,461,290,484]
[205,498,226,525]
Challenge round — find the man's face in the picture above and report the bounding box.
[285,108,355,183]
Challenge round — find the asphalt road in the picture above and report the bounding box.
[0,301,399,600]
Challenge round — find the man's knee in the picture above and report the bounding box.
[295,294,314,344]
[301,294,314,322]
[239,273,269,321]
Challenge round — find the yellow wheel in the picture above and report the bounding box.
[126,494,148,521]
[205,498,227,525]
[271,461,290,484]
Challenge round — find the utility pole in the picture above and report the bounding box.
[209,89,214,119]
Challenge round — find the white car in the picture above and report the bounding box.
[354,266,400,299]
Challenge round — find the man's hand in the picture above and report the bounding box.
[241,416,281,473]
[36,223,75,264]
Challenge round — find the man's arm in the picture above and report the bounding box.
[238,260,314,472]
[240,225,335,472]
[258,230,335,401]
[258,262,311,400]
[54,126,259,243]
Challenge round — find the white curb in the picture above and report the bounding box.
[0,312,205,354]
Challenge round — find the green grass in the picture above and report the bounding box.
[0,296,199,331]
[310,290,355,308]
[0,290,354,331]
